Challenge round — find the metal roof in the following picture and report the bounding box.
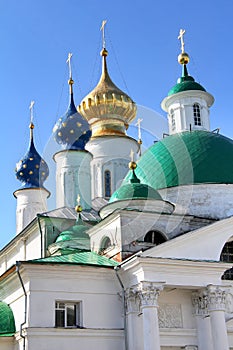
[28,251,118,268]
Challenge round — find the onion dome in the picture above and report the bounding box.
[100,161,173,219]
[168,61,206,96]
[51,204,90,254]
[15,122,49,189]
[78,48,137,137]
[110,161,162,203]
[0,302,16,336]
[131,130,233,190]
[53,78,91,150]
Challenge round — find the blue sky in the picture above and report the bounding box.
[0,0,232,247]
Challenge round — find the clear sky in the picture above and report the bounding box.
[0,0,232,248]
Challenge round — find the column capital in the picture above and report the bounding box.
[206,285,226,312]
[125,287,140,314]
[135,281,164,308]
[192,291,209,316]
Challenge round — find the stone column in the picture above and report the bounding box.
[136,281,163,350]
[125,288,141,350]
[207,285,229,350]
[192,291,213,350]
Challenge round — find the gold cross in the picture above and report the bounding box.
[100,20,107,48]
[178,29,186,53]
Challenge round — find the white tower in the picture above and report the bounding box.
[14,105,50,234]
[161,29,214,135]
[53,54,92,209]
[79,22,139,199]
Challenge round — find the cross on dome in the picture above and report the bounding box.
[178,29,186,54]
[100,20,107,49]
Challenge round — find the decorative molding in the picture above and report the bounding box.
[183,346,198,350]
[158,303,183,328]
[125,287,140,314]
[192,291,208,316]
[206,285,226,312]
[135,281,164,308]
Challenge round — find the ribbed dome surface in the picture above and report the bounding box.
[0,302,15,335]
[126,131,233,190]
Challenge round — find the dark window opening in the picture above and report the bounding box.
[104,170,111,198]
[221,241,233,280]
[193,103,201,126]
[144,231,166,245]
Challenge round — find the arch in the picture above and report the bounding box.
[193,103,201,126]
[221,240,233,280]
[104,170,111,198]
[144,230,166,245]
[100,236,111,251]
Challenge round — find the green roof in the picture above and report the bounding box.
[0,302,15,336]
[110,168,162,203]
[55,215,90,250]
[168,64,206,96]
[126,130,233,190]
[29,251,118,267]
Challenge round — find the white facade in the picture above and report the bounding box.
[53,150,92,209]
[161,90,214,134]
[14,188,49,234]
[85,136,139,199]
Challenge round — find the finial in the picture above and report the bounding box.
[177,29,190,65]
[29,101,35,139]
[75,194,82,213]
[135,118,143,155]
[66,53,74,94]
[129,149,137,170]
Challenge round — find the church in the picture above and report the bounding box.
[0,26,233,350]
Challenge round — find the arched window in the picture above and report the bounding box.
[221,241,233,280]
[100,236,111,252]
[104,170,111,198]
[144,231,166,245]
[170,109,176,131]
[193,103,201,126]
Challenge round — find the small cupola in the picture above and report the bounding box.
[53,53,91,150]
[78,21,137,137]
[161,29,214,134]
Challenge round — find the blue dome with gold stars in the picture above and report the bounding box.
[15,122,49,189]
[53,78,91,150]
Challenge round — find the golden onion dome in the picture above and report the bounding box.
[78,48,137,137]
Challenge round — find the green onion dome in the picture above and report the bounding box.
[52,203,91,253]
[129,130,233,190]
[110,162,162,203]
[168,64,206,96]
[0,302,16,336]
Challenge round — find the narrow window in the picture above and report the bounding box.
[104,170,111,198]
[193,103,201,126]
[55,301,81,328]
[170,109,176,131]
[221,241,233,280]
[144,231,166,245]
